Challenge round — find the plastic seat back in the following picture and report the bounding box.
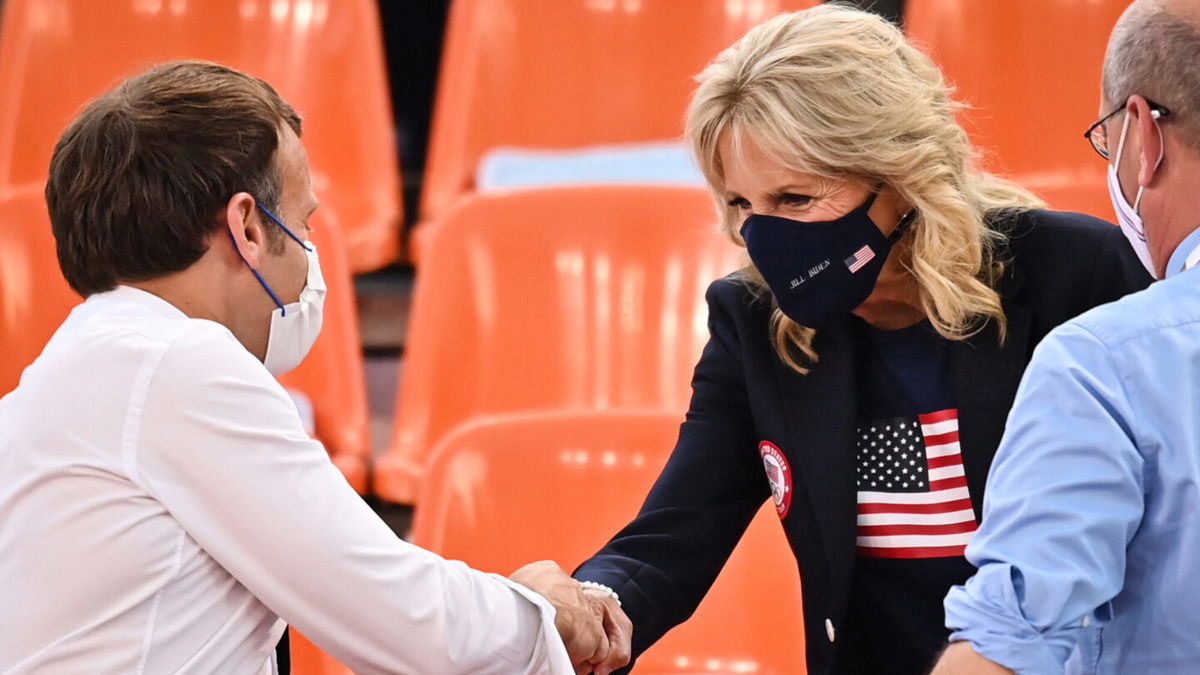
[420,0,819,221]
[0,190,80,396]
[411,410,807,674]
[906,0,1129,218]
[0,0,401,271]
[290,630,353,675]
[0,0,374,485]
[276,212,371,493]
[374,184,744,503]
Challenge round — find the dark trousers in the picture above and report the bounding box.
[276,628,290,675]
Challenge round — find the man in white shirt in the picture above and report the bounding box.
[0,60,629,675]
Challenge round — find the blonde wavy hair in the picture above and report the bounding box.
[686,4,1044,373]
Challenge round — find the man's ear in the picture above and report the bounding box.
[225,192,268,268]
[1130,96,1165,189]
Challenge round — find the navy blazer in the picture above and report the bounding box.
[574,210,1153,674]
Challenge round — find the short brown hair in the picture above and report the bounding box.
[45,60,302,296]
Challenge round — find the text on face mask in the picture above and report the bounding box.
[789,258,832,290]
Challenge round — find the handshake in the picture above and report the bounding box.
[511,561,633,675]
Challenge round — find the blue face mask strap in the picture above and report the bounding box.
[228,202,303,316]
[256,203,313,253]
[227,229,288,315]
[226,200,311,316]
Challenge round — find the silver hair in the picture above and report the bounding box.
[1103,3,1200,149]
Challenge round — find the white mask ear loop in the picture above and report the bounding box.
[1135,110,1165,212]
[1115,107,1166,215]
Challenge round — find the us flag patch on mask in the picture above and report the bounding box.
[844,245,876,273]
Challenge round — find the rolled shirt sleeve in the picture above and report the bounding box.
[130,324,572,675]
[944,322,1146,673]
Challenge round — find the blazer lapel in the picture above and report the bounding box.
[951,264,1033,522]
[773,318,860,599]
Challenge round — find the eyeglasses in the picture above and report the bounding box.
[1084,99,1171,159]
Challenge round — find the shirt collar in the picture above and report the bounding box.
[1165,226,1200,279]
[91,285,191,320]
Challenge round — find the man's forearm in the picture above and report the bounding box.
[929,642,1015,675]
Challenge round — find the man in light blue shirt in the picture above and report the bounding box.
[932,0,1200,672]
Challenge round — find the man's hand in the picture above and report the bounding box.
[581,587,632,675]
[930,641,1015,675]
[510,561,608,673]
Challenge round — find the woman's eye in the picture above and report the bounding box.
[727,197,751,210]
[779,193,812,207]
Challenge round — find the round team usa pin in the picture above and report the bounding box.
[759,441,792,518]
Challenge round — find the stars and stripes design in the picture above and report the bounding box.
[855,408,977,558]
[844,245,876,273]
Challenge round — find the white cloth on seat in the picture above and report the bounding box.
[477,140,706,191]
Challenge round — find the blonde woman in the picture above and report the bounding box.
[573,6,1150,675]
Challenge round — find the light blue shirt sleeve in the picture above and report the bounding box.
[944,321,1146,674]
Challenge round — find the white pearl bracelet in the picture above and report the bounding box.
[579,581,621,607]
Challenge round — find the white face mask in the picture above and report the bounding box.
[1106,110,1163,278]
[263,242,326,376]
[231,202,328,376]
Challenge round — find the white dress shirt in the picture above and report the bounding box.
[0,286,572,675]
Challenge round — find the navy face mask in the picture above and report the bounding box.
[739,191,914,327]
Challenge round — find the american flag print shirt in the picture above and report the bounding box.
[855,408,977,558]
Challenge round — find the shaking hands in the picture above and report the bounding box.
[510,561,632,675]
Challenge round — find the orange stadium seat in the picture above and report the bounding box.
[373,184,744,504]
[413,0,818,253]
[411,410,807,674]
[906,0,1130,219]
[276,212,372,495]
[0,0,374,497]
[0,0,401,271]
[290,630,353,675]
[0,190,79,396]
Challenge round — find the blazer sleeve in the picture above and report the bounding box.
[573,279,770,663]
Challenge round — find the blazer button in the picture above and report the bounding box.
[825,618,836,643]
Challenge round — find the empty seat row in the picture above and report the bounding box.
[0,0,401,272]
[0,0,1137,503]
[413,410,808,674]
[375,184,743,503]
[0,0,1133,279]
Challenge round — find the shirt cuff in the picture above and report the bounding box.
[490,573,575,674]
[944,564,1077,674]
